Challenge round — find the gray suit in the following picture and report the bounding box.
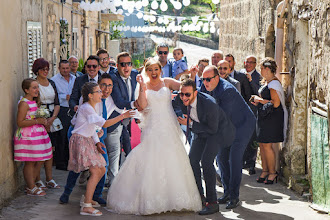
[226,76,241,94]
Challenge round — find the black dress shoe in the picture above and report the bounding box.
[217,194,229,204]
[199,203,219,215]
[249,167,256,175]
[226,199,240,209]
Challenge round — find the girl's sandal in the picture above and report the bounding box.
[80,195,100,208]
[26,186,46,196]
[80,203,102,216]
[36,180,47,190]
[46,179,60,189]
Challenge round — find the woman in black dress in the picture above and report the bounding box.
[250,57,287,184]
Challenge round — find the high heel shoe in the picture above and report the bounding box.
[264,173,278,184]
[256,171,269,183]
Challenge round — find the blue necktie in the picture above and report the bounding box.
[101,98,107,140]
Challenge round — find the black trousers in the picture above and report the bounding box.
[189,133,221,203]
[55,106,71,169]
[242,131,258,168]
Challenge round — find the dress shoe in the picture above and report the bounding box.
[199,203,219,215]
[59,193,69,204]
[217,194,230,204]
[226,199,240,209]
[92,196,106,205]
[249,167,256,175]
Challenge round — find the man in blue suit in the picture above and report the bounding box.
[201,66,256,209]
[69,55,102,112]
[176,78,235,215]
[109,52,139,156]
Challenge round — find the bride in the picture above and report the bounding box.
[106,59,202,215]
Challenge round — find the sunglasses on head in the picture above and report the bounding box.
[179,92,192,98]
[201,75,217,82]
[158,51,168,55]
[119,62,132,67]
[218,67,228,71]
[86,64,98,69]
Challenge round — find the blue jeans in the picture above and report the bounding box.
[63,126,108,198]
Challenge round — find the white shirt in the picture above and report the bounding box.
[229,70,235,78]
[88,75,99,82]
[71,103,105,144]
[247,69,255,75]
[95,96,123,119]
[99,67,111,75]
[189,97,200,123]
[51,73,76,107]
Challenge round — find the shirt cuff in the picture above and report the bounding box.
[130,101,135,109]
[92,133,100,144]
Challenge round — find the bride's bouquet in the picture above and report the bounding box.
[36,106,50,118]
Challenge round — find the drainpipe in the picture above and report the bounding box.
[274,0,288,81]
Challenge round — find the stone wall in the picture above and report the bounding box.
[120,37,156,55]
[219,0,277,68]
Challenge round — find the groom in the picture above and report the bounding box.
[176,78,235,215]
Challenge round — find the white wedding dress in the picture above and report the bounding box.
[106,86,202,215]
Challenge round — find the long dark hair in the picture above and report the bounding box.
[81,82,99,103]
[21,78,41,106]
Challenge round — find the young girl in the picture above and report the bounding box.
[68,82,133,216]
[14,78,52,196]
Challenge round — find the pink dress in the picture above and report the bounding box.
[14,98,52,161]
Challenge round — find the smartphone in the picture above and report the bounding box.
[249,96,255,103]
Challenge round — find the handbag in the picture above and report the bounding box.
[258,102,274,118]
[50,117,63,132]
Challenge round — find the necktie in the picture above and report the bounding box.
[185,105,192,144]
[101,98,107,140]
[125,78,131,100]
[198,79,202,88]
[90,78,95,82]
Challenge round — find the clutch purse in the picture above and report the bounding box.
[50,117,63,132]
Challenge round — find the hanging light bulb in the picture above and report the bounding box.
[135,1,143,10]
[114,0,122,7]
[141,0,149,7]
[157,17,163,24]
[210,26,216,33]
[160,0,168,11]
[127,6,134,14]
[182,0,190,6]
[117,9,124,14]
[173,1,182,10]
[136,11,144,19]
[150,15,156,22]
[212,0,219,4]
[151,0,158,10]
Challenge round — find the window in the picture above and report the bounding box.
[27,21,42,77]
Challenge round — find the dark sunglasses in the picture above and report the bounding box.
[100,83,113,89]
[109,63,116,66]
[218,67,228,71]
[201,75,217,82]
[119,62,132,67]
[158,51,168,55]
[86,65,98,69]
[179,92,192,98]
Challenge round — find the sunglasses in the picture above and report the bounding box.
[218,67,228,71]
[86,65,98,69]
[109,63,116,66]
[201,75,217,82]
[119,62,132,67]
[158,51,168,55]
[91,90,102,94]
[100,83,113,89]
[179,92,192,98]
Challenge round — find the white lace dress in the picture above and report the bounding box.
[106,86,202,215]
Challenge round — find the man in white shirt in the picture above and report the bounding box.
[97,49,116,75]
[51,60,76,170]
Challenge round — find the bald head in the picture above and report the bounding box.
[202,65,220,92]
[211,50,224,65]
[217,60,230,79]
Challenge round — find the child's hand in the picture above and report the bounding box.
[97,129,104,138]
[122,109,135,119]
[96,142,106,154]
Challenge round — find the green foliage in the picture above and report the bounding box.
[60,18,70,59]
[183,31,211,39]
[109,21,126,40]
[77,58,85,72]
[131,49,155,69]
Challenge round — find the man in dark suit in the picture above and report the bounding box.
[97,49,116,74]
[69,55,101,112]
[225,54,252,104]
[201,66,256,209]
[217,60,241,93]
[109,52,139,155]
[241,55,262,174]
[176,78,235,215]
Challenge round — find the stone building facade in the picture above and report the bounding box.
[0,0,122,207]
[219,0,330,210]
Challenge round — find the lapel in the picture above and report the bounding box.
[115,71,129,100]
[196,93,203,122]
